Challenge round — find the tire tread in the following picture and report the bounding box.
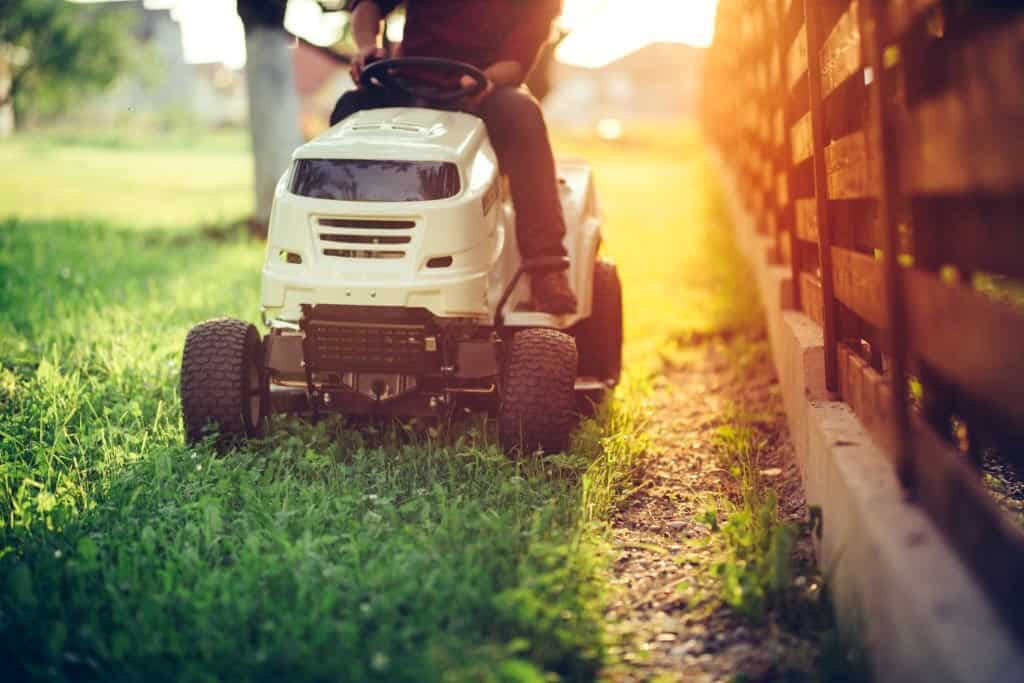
[498,328,578,454]
[180,318,262,447]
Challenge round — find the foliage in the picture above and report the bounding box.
[0,0,134,124]
[701,423,797,621]
[691,418,871,682]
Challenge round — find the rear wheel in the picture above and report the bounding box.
[498,328,578,454]
[180,318,266,448]
[574,259,623,385]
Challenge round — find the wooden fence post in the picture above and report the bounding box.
[862,0,912,487]
[775,0,801,308]
[803,0,839,392]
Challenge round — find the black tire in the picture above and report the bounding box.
[180,318,266,448]
[498,328,578,454]
[574,259,623,385]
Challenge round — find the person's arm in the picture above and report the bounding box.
[348,0,399,81]
[482,60,525,89]
[461,1,560,101]
[495,0,560,84]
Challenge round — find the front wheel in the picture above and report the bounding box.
[498,328,578,454]
[180,318,266,449]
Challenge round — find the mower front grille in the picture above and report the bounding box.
[315,216,417,261]
[318,218,416,230]
[323,248,404,259]
[306,321,430,374]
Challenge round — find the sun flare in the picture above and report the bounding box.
[557,0,719,68]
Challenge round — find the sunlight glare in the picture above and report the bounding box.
[558,0,719,68]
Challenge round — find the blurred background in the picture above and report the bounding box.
[0,0,716,229]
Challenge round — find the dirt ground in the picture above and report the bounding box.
[602,335,826,682]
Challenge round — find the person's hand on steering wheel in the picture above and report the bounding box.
[459,74,494,109]
[351,45,387,83]
[459,60,523,109]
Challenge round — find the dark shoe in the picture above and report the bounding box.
[531,270,578,315]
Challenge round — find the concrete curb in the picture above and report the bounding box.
[712,152,1024,682]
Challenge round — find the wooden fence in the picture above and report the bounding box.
[704,0,1024,637]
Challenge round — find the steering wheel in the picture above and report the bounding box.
[360,57,488,104]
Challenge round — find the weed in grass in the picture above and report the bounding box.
[698,419,797,622]
[693,417,872,682]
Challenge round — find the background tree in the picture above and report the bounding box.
[237,0,303,233]
[0,0,132,133]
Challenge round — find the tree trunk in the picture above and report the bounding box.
[0,61,14,137]
[0,101,13,138]
[242,23,302,233]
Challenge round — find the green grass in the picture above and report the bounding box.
[703,419,798,622]
[0,214,654,681]
[0,124,762,681]
[0,129,251,230]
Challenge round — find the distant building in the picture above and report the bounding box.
[191,63,248,128]
[544,42,706,127]
[82,2,195,124]
[80,5,351,135]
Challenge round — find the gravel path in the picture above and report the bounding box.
[602,336,824,682]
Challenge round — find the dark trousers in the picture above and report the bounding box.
[329,86,567,261]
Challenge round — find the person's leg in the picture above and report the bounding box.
[329,87,396,126]
[477,86,576,313]
[477,86,568,261]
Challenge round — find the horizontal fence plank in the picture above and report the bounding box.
[794,198,819,243]
[820,0,863,99]
[791,112,813,163]
[911,417,1024,637]
[906,269,1024,429]
[839,343,897,454]
[800,272,825,327]
[898,17,1024,194]
[826,129,880,199]
[832,247,886,329]
[787,23,808,90]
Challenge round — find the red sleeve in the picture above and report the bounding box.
[349,0,401,16]
[498,0,560,74]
